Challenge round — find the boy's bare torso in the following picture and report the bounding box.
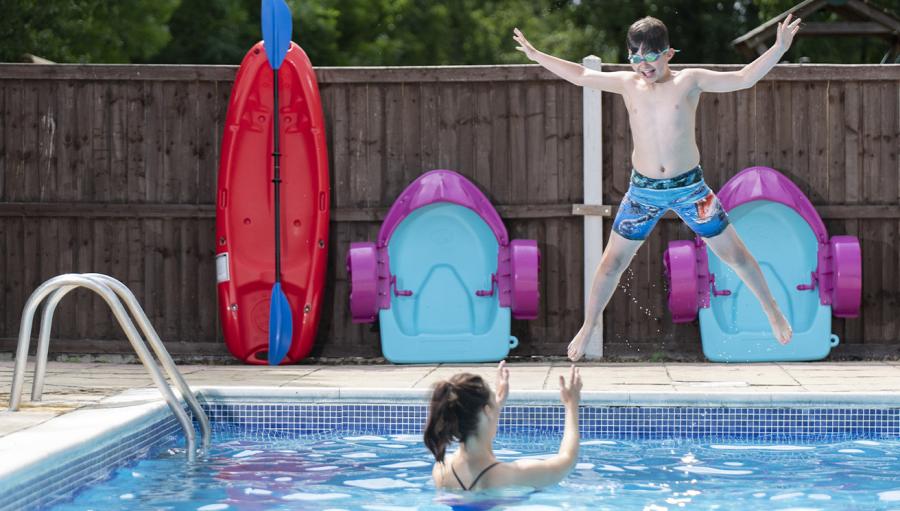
[620,70,701,179]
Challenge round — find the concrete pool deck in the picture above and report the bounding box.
[2,359,900,437]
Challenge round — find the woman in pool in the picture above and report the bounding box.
[424,361,583,491]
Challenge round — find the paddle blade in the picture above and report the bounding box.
[267,283,293,365]
[261,0,293,69]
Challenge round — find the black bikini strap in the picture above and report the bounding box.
[468,461,501,490]
[450,463,468,490]
[451,461,501,491]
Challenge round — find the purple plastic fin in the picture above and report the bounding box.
[506,239,540,319]
[347,242,379,323]
[376,247,392,310]
[828,235,862,318]
[663,240,700,323]
[717,166,829,245]
[695,239,711,308]
[377,170,509,248]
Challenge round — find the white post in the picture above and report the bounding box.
[582,55,603,359]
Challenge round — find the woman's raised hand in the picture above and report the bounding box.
[559,365,582,407]
[495,360,510,408]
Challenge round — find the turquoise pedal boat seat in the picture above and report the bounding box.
[699,200,834,362]
[664,167,861,362]
[347,170,540,364]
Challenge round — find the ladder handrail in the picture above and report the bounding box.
[8,274,208,460]
[30,285,77,399]
[31,274,210,449]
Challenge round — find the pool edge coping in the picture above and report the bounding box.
[0,388,172,496]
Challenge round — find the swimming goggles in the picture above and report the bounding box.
[627,48,679,64]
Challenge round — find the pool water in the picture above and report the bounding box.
[51,425,900,510]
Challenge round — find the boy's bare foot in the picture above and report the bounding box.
[767,309,793,345]
[567,325,591,361]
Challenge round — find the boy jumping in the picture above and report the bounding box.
[513,15,801,361]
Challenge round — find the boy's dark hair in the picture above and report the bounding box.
[423,373,492,463]
[627,17,670,54]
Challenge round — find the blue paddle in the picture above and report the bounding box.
[261,0,293,365]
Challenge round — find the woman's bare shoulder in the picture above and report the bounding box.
[432,460,445,486]
[432,454,455,488]
[480,460,527,487]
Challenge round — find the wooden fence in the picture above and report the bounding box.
[0,63,897,361]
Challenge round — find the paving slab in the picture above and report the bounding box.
[666,364,798,386]
[569,364,673,385]
[414,364,551,390]
[291,366,436,389]
[546,365,674,391]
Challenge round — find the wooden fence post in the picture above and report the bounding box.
[582,55,604,359]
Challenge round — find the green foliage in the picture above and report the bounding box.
[147,0,255,64]
[3,0,898,64]
[286,0,550,66]
[529,0,764,64]
[0,0,179,63]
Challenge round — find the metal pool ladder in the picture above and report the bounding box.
[7,273,211,460]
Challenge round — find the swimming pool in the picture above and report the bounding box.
[4,389,900,510]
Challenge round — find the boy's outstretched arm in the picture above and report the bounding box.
[513,28,630,94]
[691,13,802,93]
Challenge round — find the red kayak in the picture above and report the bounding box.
[216,41,329,364]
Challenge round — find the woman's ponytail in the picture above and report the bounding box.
[423,374,491,463]
[424,381,458,462]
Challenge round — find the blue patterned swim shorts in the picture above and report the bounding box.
[612,166,730,241]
